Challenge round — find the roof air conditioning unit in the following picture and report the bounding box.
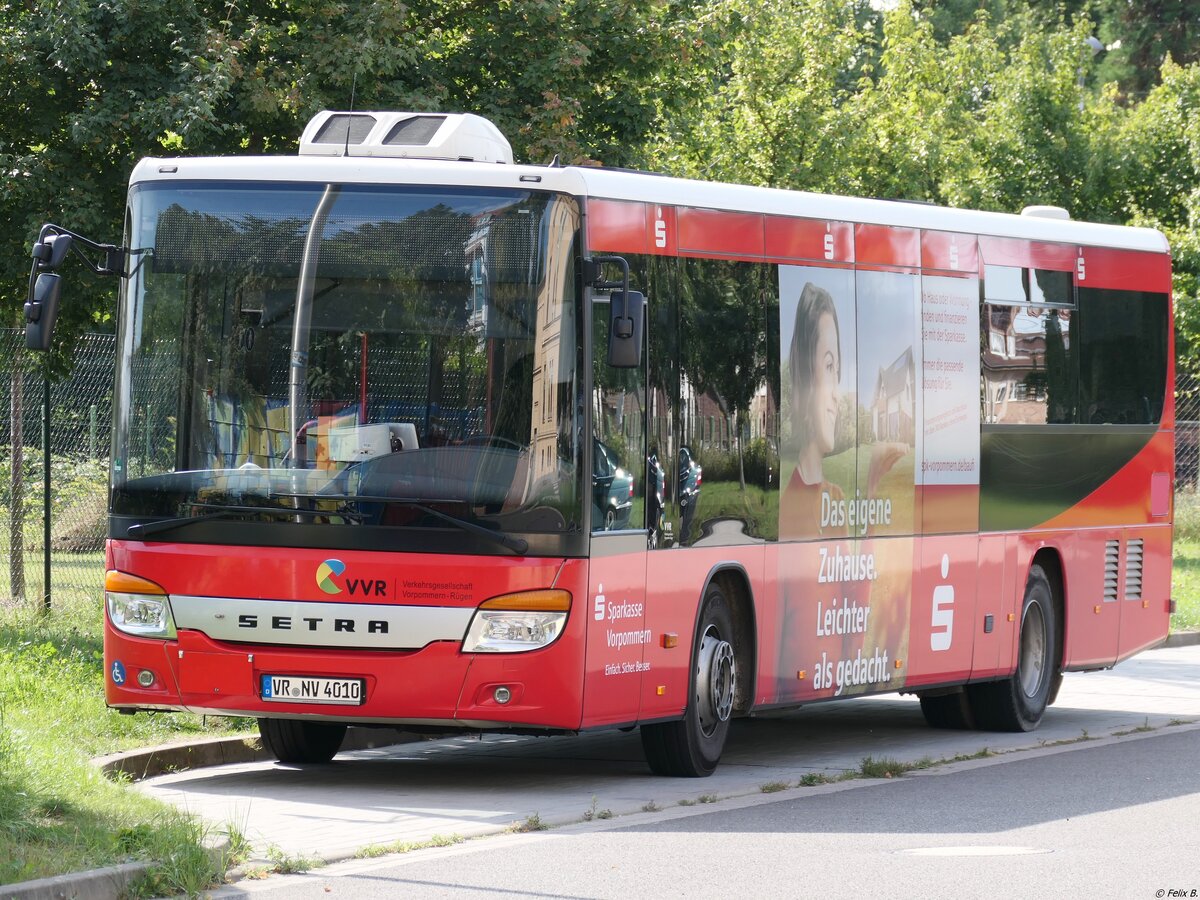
[298,111,513,164]
[1021,205,1071,221]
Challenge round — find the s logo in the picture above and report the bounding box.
[654,217,668,249]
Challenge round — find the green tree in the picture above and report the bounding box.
[1092,0,1200,100]
[648,0,876,190]
[1114,60,1200,377]
[0,0,709,603]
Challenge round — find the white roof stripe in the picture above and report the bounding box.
[129,155,1169,255]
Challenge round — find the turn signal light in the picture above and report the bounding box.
[105,570,166,595]
[479,590,571,612]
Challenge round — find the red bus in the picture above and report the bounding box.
[29,111,1173,776]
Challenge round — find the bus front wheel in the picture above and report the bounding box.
[258,718,347,764]
[640,583,737,777]
[968,563,1059,732]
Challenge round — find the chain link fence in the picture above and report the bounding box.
[3,330,1200,609]
[1,329,114,607]
[1178,372,1200,495]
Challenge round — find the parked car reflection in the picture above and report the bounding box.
[647,448,665,547]
[678,445,702,543]
[593,439,634,530]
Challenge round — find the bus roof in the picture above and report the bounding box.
[129,155,1169,255]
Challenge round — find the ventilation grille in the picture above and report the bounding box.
[384,116,447,146]
[1125,538,1144,600]
[1103,540,1120,603]
[312,114,378,145]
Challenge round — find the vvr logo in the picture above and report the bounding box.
[315,559,388,597]
[316,559,345,595]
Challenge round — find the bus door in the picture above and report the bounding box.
[581,296,649,727]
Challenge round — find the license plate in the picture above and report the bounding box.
[261,674,364,706]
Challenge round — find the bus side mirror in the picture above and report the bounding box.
[608,290,644,368]
[33,232,74,270]
[25,272,62,351]
[26,232,73,352]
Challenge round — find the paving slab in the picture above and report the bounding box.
[135,643,1200,864]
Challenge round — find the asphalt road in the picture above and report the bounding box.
[210,724,1200,899]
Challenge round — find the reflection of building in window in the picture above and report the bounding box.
[748,382,776,442]
[981,305,1074,425]
[870,347,914,444]
[530,200,577,485]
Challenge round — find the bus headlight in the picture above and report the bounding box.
[105,570,177,640]
[462,590,570,653]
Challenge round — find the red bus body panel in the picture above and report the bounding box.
[105,542,591,729]
[103,188,1173,735]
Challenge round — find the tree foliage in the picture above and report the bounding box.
[3,0,1200,373]
[649,0,1200,374]
[0,0,708,363]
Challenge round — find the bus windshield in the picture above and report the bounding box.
[112,181,584,551]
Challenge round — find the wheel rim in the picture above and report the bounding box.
[1018,600,1047,698]
[696,625,736,736]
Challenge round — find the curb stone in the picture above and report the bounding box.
[94,725,416,782]
[1,862,153,900]
[1164,630,1200,648]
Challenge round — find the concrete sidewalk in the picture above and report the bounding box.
[133,642,1200,866]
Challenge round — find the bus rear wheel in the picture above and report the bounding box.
[918,690,975,729]
[640,584,737,777]
[258,718,347,764]
[968,563,1059,732]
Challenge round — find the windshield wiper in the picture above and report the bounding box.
[272,492,530,554]
[126,503,359,539]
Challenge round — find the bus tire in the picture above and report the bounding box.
[968,564,1058,732]
[258,718,347,764]
[918,691,975,729]
[640,583,737,777]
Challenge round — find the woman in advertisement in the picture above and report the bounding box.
[779,281,848,540]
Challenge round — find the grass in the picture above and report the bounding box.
[0,555,254,889]
[857,755,934,778]
[508,812,547,833]
[581,796,614,822]
[355,834,463,859]
[1171,490,1200,632]
[264,845,321,874]
[798,772,837,786]
[1172,539,1200,634]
